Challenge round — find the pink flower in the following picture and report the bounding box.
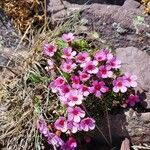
[48,134,64,147]
[62,33,75,43]
[81,60,98,74]
[58,95,68,105]
[48,81,58,93]
[66,137,77,149]
[66,90,84,107]
[67,106,85,123]
[67,121,79,133]
[61,137,77,150]
[45,59,54,71]
[62,47,76,59]
[97,65,113,78]
[76,52,90,63]
[78,71,90,82]
[94,50,107,62]
[71,75,80,89]
[37,119,64,147]
[37,120,49,137]
[126,94,140,106]
[113,77,128,93]
[94,49,114,62]
[54,117,68,132]
[107,57,121,69]
[61,60,76,73]
[43,43,57,57]
[90,80,108,97]
[54,77,65,87]
[107,52,114,60]
[80,117,95,131]
[123,73,137,88]
[59,90,84,107]
[79,84,90,97]
[59,84,71,95]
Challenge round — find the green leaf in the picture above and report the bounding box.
[72,39,89,51]
[56,39,67,49]
[62,72,70,80]
[29,73,42,83]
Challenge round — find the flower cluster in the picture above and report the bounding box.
[37,119,64,147]
[37,119,77,150]
[38,33,140,149]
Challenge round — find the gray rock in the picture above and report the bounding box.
[0,10,21,49]
[115,47,150,109]
[0,52,9,66]
[0,10,27,71]
[125,111,150,144]
[47,0,149,30]
[94,111,150,145]
[123,0,141,9]
[46,0,150,54]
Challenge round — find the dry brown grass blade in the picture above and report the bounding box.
[0,110,33,140]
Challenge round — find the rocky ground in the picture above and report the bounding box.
[0,0,150,149]
[0,9,27,69]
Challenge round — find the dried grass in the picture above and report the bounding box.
[141,0,150,14]
[0,12,82,149]
[1,0,45,32]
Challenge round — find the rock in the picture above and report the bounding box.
[52,0,149,31]
[46,0,150,54]
[123,0,141,9]
[46,0,84,20]
[94,111,150,145]
[0,52,9,67]
[141,99,150,110]
[0,9,22,49]
[81,0,148,29]
[65,0,126,5]
[0,10,27,71]
[115,47,150,109]
[124,111,150,144]
[81,2,150,52]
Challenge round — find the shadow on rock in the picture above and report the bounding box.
[81,110,130,150]
[64,0,126,6]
